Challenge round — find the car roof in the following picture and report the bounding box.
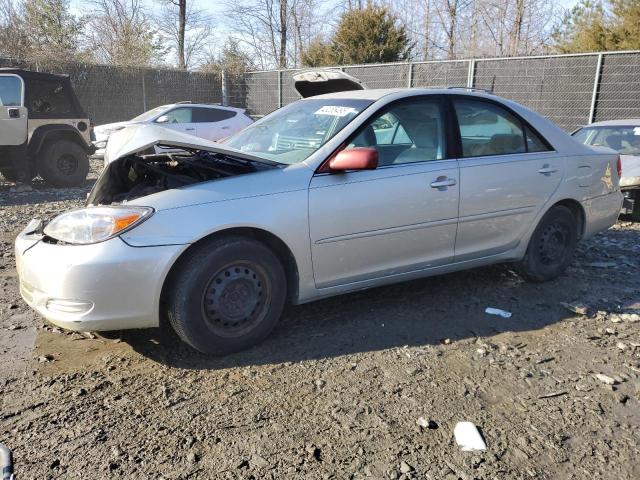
[162,102,245,112]
[584,119,640,127]
[309,87,496,101]
[0,68,70,82]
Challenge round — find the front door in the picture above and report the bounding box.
[451,97,563,261]
[309,97,459,288]
[0,74,27,146]
[158,106,197,136]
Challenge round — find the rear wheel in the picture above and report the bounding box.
[518,205,578,282]
[37,140,89,187]
[166,236,287,355]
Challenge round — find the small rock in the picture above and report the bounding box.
[560,302,588,315]
[620,313,640,322]
[251,454,269,468]
[186,452,199,463]
[399,461,413,473]
[594,373,617,385]
[416,417,438,429]
[314,379,326,389]
[616,342,627,351]
[37,354,54,363]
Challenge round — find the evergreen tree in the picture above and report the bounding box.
[330,6,411,65]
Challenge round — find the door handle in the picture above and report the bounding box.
[8,108,20,119]
[430,177,457,189]
[185,128,195,131]
[538,164,557,175]
[221,126,230,130]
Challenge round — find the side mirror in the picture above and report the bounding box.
[156,115,169,124]
[324,147,378,173]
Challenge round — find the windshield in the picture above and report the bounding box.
[224,99,372,164]
[573,125,640,156]
[131,106,169,122]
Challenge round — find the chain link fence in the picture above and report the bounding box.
[3,51,639,131]
[0,57,222,125]
[227,51,640,132]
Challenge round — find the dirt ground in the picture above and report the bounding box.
[1,166,639,479]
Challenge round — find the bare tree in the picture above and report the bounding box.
[156,0,214,69]
[0,0,29,59]
[224,0,330,69]
[476,0,557,57]
[84,0,165,66]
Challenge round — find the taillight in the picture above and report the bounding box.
[616,155,622,177]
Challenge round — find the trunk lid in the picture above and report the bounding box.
[293,70,365,98]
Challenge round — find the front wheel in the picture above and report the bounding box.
[165,236,287,355]
[518,205,578,282]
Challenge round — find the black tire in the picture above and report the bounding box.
[632,191,640,222]
[518,205,578,282]
[37,140,89,187]
[165,236,287,355]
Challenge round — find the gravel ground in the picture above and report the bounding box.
[1,168,639,479]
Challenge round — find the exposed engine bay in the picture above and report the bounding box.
[88,149,277,205]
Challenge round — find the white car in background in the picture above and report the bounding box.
[572,119,640,221]
[92,102,253,158]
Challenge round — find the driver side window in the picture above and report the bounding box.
[162,107,193,124]
[347,99,446,166]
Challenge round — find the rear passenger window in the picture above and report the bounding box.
[454,99,548,157]
[193,107,237,123]
[525,126,550,152]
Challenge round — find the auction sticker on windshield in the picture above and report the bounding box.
[315,106,357,117]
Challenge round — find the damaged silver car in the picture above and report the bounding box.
[16,75,623,354]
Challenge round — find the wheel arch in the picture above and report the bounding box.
[28,124,93,156]
[160,226,300,309]
[550,198,586,239]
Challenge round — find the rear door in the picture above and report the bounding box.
[193,107,239,141]
[0,74,27,145]
[308,96,459,288]
[452,96,563,261]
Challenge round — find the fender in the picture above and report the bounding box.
[28,124,96,156]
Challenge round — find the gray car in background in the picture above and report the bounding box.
[572,119,640,221]
[15,78,623,355]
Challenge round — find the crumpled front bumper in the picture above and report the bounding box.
[15,222,185,332]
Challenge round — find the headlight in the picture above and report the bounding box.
[43,206,153,245]
[620,176,640,188]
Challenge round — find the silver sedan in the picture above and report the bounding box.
[15,87,623,354]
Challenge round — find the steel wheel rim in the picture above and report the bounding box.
[57,154,78,176]
[201,261,270,338]
[538,221,569,265]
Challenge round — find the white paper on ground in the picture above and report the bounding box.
[454,421,487,451]
[485,307,512,318]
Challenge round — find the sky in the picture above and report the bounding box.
[68,0,580,65]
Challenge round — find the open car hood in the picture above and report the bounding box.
[293,69,366,98]
[104,124,265,164]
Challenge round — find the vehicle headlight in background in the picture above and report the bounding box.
[620,176,640,188]
[43,206,153,245]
